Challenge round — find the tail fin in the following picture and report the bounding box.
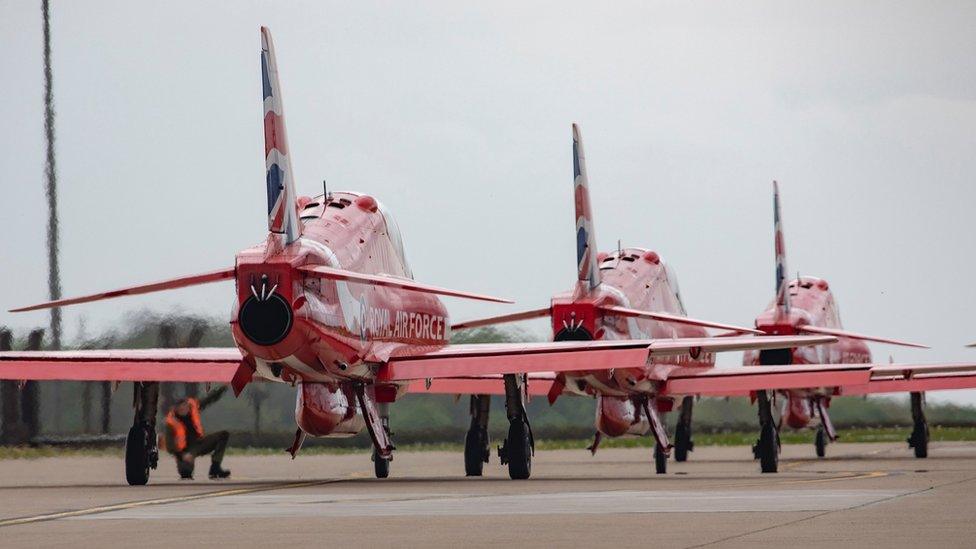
[261,27,301,244]
[573,123,600,290]
[773,181,790,315]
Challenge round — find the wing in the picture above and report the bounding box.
[660,364,873,396]
[406,373,556,396]
[841,362,976,395]
[0,348,242,382]
[377,335,835,382]
[660,362,976,397]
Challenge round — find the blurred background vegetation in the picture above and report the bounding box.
[3,312,976,450]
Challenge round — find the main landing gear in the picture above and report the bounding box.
[813,396,837,459]
[498,374,533,480]
[357,386,394,479]
[753,390,779,473]
[464,395,491,476]
[673,396,695,463]
[125,381,160,486]
[640,398,671,475]
[908,391,929,458]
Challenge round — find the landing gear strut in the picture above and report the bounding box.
[464,395,491,476]
[126,381,160,486]
[357,386,394,479]
[813,396,836,459]
[498,374,533,479]
[673,396,695,462]
[640,398,671,475]
[372,402,392,478]
[908,392,929,458]
[753,390,779,473]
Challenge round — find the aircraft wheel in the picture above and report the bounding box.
[654,443,667,475]
[124,423,151,486]
[674,421,692,462]
[505,420,532,480]
[372,448,391,479]
[815,425,827,458]
[909,422,929,458]
[464,427,488,477]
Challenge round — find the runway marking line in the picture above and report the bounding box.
[0,477,347,529]
[0,461,890,528]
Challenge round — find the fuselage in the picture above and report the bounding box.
[229,191,450,436]
[744,276,871,429]
[552,247,714,437]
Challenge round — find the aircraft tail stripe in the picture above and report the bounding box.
[573,123,600,290]
[773,180,790,314]
[261,27,300,243]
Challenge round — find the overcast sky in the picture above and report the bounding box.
[2,2,975,402]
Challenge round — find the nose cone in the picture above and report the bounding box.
[239,291,293,345]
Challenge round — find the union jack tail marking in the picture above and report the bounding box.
[573,123,600,290]
[773,180,790,315]
[261,27,301,244]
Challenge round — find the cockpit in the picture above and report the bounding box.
[375,200,412,278]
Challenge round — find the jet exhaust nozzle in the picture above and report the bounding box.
[238,291,293,346]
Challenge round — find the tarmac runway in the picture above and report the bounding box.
[2,441,975,548]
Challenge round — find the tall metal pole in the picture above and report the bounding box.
[42,0,62,350]
[42,0,63,432]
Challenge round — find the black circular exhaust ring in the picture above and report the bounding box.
[238,293,293,346]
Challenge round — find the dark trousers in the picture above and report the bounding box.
[176,431,229,476]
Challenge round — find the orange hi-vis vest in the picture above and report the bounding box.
[164,398,204,453]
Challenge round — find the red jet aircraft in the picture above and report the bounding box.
[452,133,976,478]
[450,125,856,476]
[738,182,976,472]
[0,28,947,485]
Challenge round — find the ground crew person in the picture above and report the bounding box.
[165,386,231,480]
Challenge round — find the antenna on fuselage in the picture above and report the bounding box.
[616,239,622,267]
[322,179,328,200]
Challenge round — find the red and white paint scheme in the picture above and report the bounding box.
[740,182,976,472]
[452,125,840,475]
[2,28,973,484]
[454,132,976,477]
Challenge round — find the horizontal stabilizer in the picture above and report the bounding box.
[0,348,242,382]
[599,305,763,335]
[298,265,512,304]
[452,307,552,331]
[9,268,236,312]
[797,325,928,349]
